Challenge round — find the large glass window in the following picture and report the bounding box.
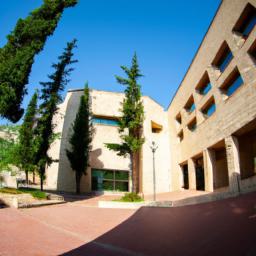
[92,169,129,192]
[220,68,244,97]
[92,117,119,126]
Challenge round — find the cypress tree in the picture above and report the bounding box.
[66,84,93,194]
[0,0,77,123]
[16,91,38,184]
[106,54,145,193]
[34,40,77,191]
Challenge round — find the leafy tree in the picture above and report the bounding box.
[0,138,17,172]
[66,84,93,194]
[0,125,19,172]
[16,91,38,184]
[0,0,77,123]
[106,54,145,193]
[34,40,77,191]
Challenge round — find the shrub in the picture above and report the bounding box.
[119,192,144,202]
[0,187,46,199]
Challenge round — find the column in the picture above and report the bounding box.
[188,158,196,190]
[203,149,215,192]
[225,135,241,193]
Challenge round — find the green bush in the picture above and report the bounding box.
[0,187,22,194]
[0,187,46,200]
[118,192,144,202]
[18,188,46,200]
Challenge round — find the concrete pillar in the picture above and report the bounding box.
[203,149,215,192]
[188,158,196,190]
[225,135,241,193]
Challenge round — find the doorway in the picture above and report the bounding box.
[181,164,189,189]
[194,157,205,191]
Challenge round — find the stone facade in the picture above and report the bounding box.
[46,0,256,195]
[168,0,256,194]
[46,90,171,194]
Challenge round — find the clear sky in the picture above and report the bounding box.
[0,0,221,125]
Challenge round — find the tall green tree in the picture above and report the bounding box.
[66,84,93,194]
[34,40,77,191]
[106,54,145,193]
[0,0,77,123]
[16,91,38,184]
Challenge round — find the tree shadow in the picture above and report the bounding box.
[60,192,256,256]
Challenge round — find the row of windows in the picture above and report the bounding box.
[92,117,119,126]
[176,3,255,142]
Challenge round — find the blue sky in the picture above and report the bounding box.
[0,0,221,125]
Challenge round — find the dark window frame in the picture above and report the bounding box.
[212,41,233,73]
[92,168,129,192]
[233,3,256,38]
[201,97,216,118]
[187,118,197,131]
[220,68,244,97]
[92,116,119,126]
[184,96,196,113]
[196,72,212,96]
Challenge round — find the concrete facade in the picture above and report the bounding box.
[46,90,171,194]
[46,0,256,195]
[168,0,256,194]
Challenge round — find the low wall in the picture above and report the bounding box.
[240,175,256,193]
[0,193,32,208]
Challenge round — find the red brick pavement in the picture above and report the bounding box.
[0,192,256,256]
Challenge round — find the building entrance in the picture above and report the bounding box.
[194,157,205,191]
[181,164,189,189]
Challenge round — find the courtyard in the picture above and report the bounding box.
[1,191,256,256]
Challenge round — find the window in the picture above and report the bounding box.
[187,118,197,131]
[151,121,162,133]
[92,169,129,192]
[92,116,119,126]
[201,98,216,117]
[184,96,195,113]
[233,3,256,38]
[220,68,244,97]
[178,130,184,142]
[248,39,256,62]
[175,113,182,125]
[212,42,233,73]
[196,72,212,96]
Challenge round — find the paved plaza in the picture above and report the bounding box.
[0,192,256,256]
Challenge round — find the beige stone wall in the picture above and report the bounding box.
[141,97,171,194]
[167,0,256,191]
[46,90,170,193]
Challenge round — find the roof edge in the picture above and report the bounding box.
[167,0,223,110]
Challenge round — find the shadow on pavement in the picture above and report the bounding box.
[60,192,256,256]
[0,198,7,208]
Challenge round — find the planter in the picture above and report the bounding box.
[98,200,147,209]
